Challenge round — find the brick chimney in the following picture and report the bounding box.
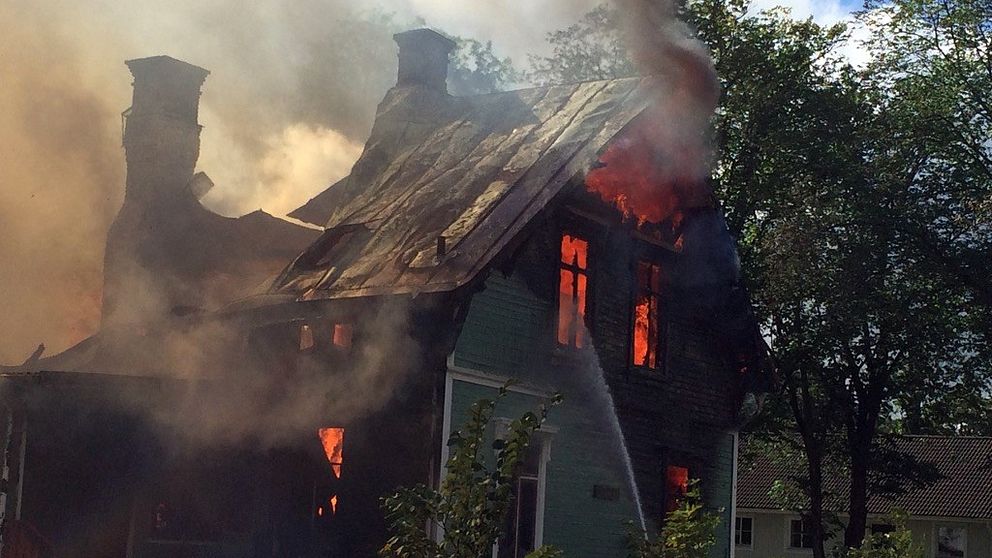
[393,29,456,92]
[122,56,209,206]
[102,56,210,327]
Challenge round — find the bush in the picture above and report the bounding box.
[627,480,721,558]
[838,512,923,558]
[379,384,561,558]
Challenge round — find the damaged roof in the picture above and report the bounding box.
[275,76,656,300]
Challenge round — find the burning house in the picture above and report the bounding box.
[0,28,770,558]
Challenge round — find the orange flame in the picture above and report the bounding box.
[318,427,344,478]
[665,465,689,512]
[332,324,352,349]
[633,262,661,368]
[558,235,588,347]
[586,119,713,225]
[329,495,338,515]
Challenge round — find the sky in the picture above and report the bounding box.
[0,0,865,363]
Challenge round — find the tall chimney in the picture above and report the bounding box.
[122,56,209,206]
[393,29,456,93]
[102,56,210,328]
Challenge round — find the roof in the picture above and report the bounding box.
[275,77,658,300]
[737,436,992,520]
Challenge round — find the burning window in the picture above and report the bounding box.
[316,427,344,518]
[633,261,662,368]
[332,324,353,349]
[318,428,344,479]
[664,465,689,513]
[558,234,589,348]
[299,324,315,351]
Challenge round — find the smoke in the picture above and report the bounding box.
[600,0,720,216]
[0,0,595,363]
[0,3,123,364]
[121,299,423,451]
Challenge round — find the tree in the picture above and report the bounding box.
[449,38,522,96]
[857,0,992,434]
[379,385,561,558]
[627,480,721,558]
[527,5,635,85]
[527,1,992,554]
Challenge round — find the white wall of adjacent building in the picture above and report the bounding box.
[735,509,992,558]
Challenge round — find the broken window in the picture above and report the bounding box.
[558,234,589,348]
[316,428,345,518]
[664,465,689,513]
[633,261,662,368]
[299,324,315,351]
[498,441,544,558]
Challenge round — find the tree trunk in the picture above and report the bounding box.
[845,438,870,548]
[806,444,828,558]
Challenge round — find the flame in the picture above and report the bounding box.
[586,120,713,225]
[318,427,345,478]
[329,495,338,515]
[317,506,324,517]
[558,235,588,347]
[633,262,660,368]
[633,298,654,367]
[332,323,352,348]
[665,465,689,512]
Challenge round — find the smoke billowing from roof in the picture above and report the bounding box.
[0,0,591,362]
[605,0,720,213]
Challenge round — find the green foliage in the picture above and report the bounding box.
[379,385,562,558]
[528,0,991,554]
[527,5,635,85]
[627,481,721,558]
[449,38,522,95]
[837,512,924,558]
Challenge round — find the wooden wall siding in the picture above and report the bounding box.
[451,206,740,557]
[449,361,637,557]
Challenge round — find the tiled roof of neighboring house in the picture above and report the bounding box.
[737,435,992,520]
[272,77,656,300]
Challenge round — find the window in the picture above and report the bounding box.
[299,323,315,351]
[316,428,345,519]
[332,323,353,349]
[936,526,966,558]
[735,516,753,547]
[664,465,689,513]
[558,234,589,348]
[497,441,545,558]
[633,261,662,368]
[871,523,895,536]
[789,518,814,549]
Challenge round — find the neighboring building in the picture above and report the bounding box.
[735,436,992,558]
[0,29,771,558]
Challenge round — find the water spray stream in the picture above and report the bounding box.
[575,328,647,533]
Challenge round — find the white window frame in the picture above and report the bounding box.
[438,360,557,558]
[734,515,754,549]
[492,419,553,558]
[934,524,968,558]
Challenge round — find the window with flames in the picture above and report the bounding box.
[558,234,589,348]
[315,427,345,519]
[633,261,663,369]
